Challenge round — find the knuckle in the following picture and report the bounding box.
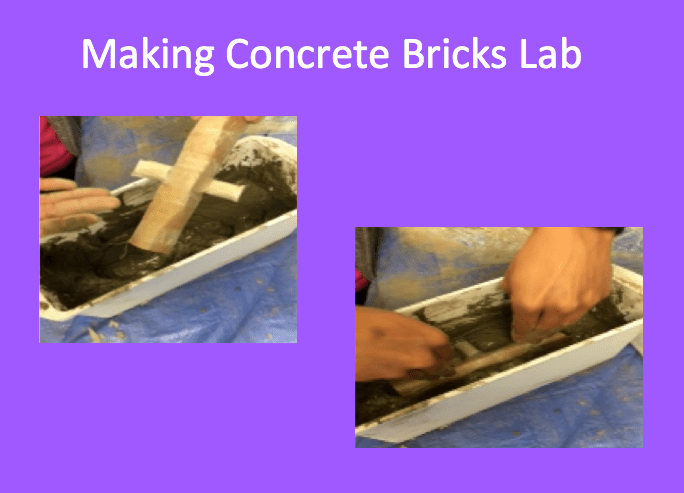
[516,298,542,313]
[553,301,578,314]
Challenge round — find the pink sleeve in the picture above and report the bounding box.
[40,116,73,176]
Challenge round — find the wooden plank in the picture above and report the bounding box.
[391,332,568,397]
[129,116,248,254]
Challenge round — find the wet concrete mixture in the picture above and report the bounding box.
[355,294,629,427]
[40,160,297,310]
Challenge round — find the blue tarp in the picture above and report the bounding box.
[356,227,642,447]
[40,116,297,343]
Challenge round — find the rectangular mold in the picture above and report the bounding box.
[40,176,297,321]
[355,264,643,444]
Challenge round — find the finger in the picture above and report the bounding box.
[417,343,453,375]
[39,178,77,192]
[534,308,566,333]
[406,322,453,362]
[518,324,566,344]
[380,311,454,373]
[40,188,112,205]
[431,341,455,363]
[392,344,444,376]
[40,214,100,237]
[406,369,434,380]
[395,314,450,346]
[523,310,565,343]
[415,355,449,377]
[190,116,201,121]
[41,196,120,219]
[511,304,541,342]
[424,361,449,377]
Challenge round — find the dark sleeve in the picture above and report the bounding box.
[355,227,381,281]
[596,227,625,235]
[45,116,82,156]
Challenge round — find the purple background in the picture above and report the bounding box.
[4,0,680,489]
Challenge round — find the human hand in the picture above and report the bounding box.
[502,227,614,343]
[355,306,454,382]
[40,178,121,238]
[190,116,264,123]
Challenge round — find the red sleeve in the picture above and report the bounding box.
[40,116,73,177]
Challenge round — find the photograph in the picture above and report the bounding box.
[39,116,297,343]
[355,227,643,447]
[10,0,680,488]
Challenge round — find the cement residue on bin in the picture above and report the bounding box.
[88,328,102,343]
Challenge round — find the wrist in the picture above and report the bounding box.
[532,227,614,249]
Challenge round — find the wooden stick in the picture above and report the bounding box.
[131,160,245,202]
[391,332,568,397]
[129,116,248,254]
